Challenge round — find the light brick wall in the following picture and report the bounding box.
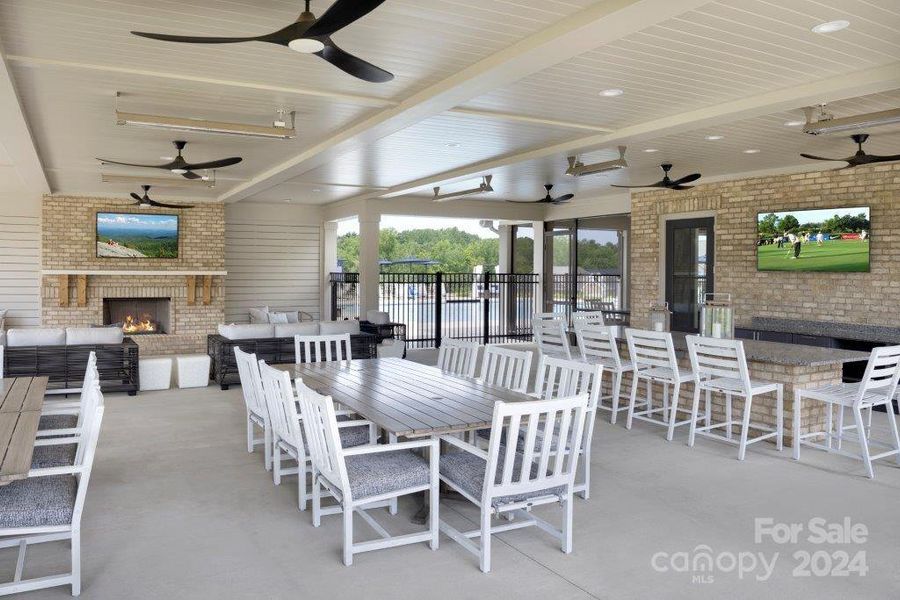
[40,195,225,354]
[630,163,900,329]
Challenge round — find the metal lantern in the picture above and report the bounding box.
[700,293,734,339]
[649,302,671,333]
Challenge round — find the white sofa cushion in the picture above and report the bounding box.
[248,306,270,324]
[366,310,390,325]
[218,324,276,340]
[274,322,320,338]
[284,311,300,323]
[320,320,361,335]
[268,312,289,324]
[6,328,67,347]
[66,327,124,346]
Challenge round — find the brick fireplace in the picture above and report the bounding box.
[41,196,226,355]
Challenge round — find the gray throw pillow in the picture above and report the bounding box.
[268,312,289,324]
[248,306,270,324]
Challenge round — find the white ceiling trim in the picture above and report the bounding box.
[352,61,900,201]
[0,44,49,194]
[217,0,711,204]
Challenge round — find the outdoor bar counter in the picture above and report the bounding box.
[584,327,871,442]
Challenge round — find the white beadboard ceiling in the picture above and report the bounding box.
[0,0,897,205]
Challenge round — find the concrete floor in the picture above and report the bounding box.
[5,357,900,599]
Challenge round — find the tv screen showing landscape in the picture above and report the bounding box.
[757,207,870,272]
[96,213,179,259]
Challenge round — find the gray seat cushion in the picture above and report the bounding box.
[0,475,77,528]
[39,414,78,431]
[345,449,430,500]
[440,451,567,507]
[30,444,77,469]
[338,425,370,448]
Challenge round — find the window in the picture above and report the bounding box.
[511,225,534,273]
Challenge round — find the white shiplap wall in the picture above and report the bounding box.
[225,213,321,324]
[0,213,41,327]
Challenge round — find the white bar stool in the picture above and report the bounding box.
[685,336,783,460]
[625,329,696,440]
[576,325,633,423]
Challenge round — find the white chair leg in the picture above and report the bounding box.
[343,504,354,566]
[273,443,282,485]
[312,477,322,527]
[579,447,590,500]
[246,413,254,453]
[793,393,802,461]
[854,407,875,479]
[687,384,702,447]
[298,459,308,511]
[885,405,900,466]
[561,497,573,554]
[662,383,670,423]
[825,404,834,450]
[610,371,622,424]
[665,383,681,442]
[725,393,733,440]
[626,374,639,430]
[738,395,753,461]
[264,423,273,471]
[776,385,784,452]
[429,479,439,551]
[71,529,81,597]
[479,509,492,573]
[704,388,711,429]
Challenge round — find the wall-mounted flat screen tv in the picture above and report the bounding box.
[96,212,179,259]
[756,207,870,272]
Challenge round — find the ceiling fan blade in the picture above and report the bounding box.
[149,199,194,209]
[669,185,695,191]
[97,157,164,169]
[184,157,242,171]
[553,194,575,203]
[611,183,656,188]
[304,0,387,38]
[671,173,701,186]
[181,171,202,180]
[800,153,844,162]
[130,193,143,202]
[316,40,393,82]
[868,154,900,163]
[505,199,540,203]
[131,31,264,44]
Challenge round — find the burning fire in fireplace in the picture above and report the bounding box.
[122,314,157,334]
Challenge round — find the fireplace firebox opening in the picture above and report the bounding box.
[103,298,171,335]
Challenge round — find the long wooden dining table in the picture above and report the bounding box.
[0,376,49,486]
[275,357,533,439]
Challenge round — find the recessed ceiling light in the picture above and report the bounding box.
[643,148,659,153]
[705,135,724,141]
[288,38,326,53]
[312,188,321,193]
[445,143,461,149]
[784,120,804,127]
[743,149,761,154]
[812,20,850,34]
[160,156,174,161]
[599,88,624,97]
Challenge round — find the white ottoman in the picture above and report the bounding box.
[139,357,172,391]
[175,354,211,389]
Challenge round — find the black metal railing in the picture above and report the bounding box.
[329,272,359,321]
[329,272,541,348]
[549,273,623,318]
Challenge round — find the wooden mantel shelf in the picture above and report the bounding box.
[42,270,227,276]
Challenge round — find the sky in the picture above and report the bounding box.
[757,206,869,223]
[336,215,498,238]
[97,213,178,230]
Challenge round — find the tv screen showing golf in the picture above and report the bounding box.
[96,213,179,259]
[756,207,870,272]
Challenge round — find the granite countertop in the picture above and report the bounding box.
[751,317,900,345]
[603,327,870,367]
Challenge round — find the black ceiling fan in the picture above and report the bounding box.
[129,186,194,209]
[611,163,701,191]
[801,133,900,169]
[97,141,241,180]
[508,184,574,205]
[131,0,393,83]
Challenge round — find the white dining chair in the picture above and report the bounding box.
[30,372,104,472]
[533,317,572,360]
[438,394,589,573]
[575,325,633,424]
[436,338,480,378]
[294,333,353,364]
[234,347,272,470]
[571,310,606,330]
[793,345,900,479]
[36,352,99,437]
[685,336,783,460]
[258,361,374,510]
[625,328,695,441]
[477,345,533,393]
[298,385,439,566]
[0,398,105,597]
[531,356,602,499]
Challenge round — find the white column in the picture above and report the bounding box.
[358,214,381,317]
[498,225,512,273]
[532,221,545,310]
[322,221,338,320]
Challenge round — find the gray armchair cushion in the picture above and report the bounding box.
[30,444,77,469]
[0,475,77,528]
[345,449,430,500]
[39,414,79,431]
[66,327,124,345]
[274,322,320,338]
[338,425,371,448]
[440,451,566,507]
[217,324,275,340]
[6,328,66,347]
[320,320,361,335]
